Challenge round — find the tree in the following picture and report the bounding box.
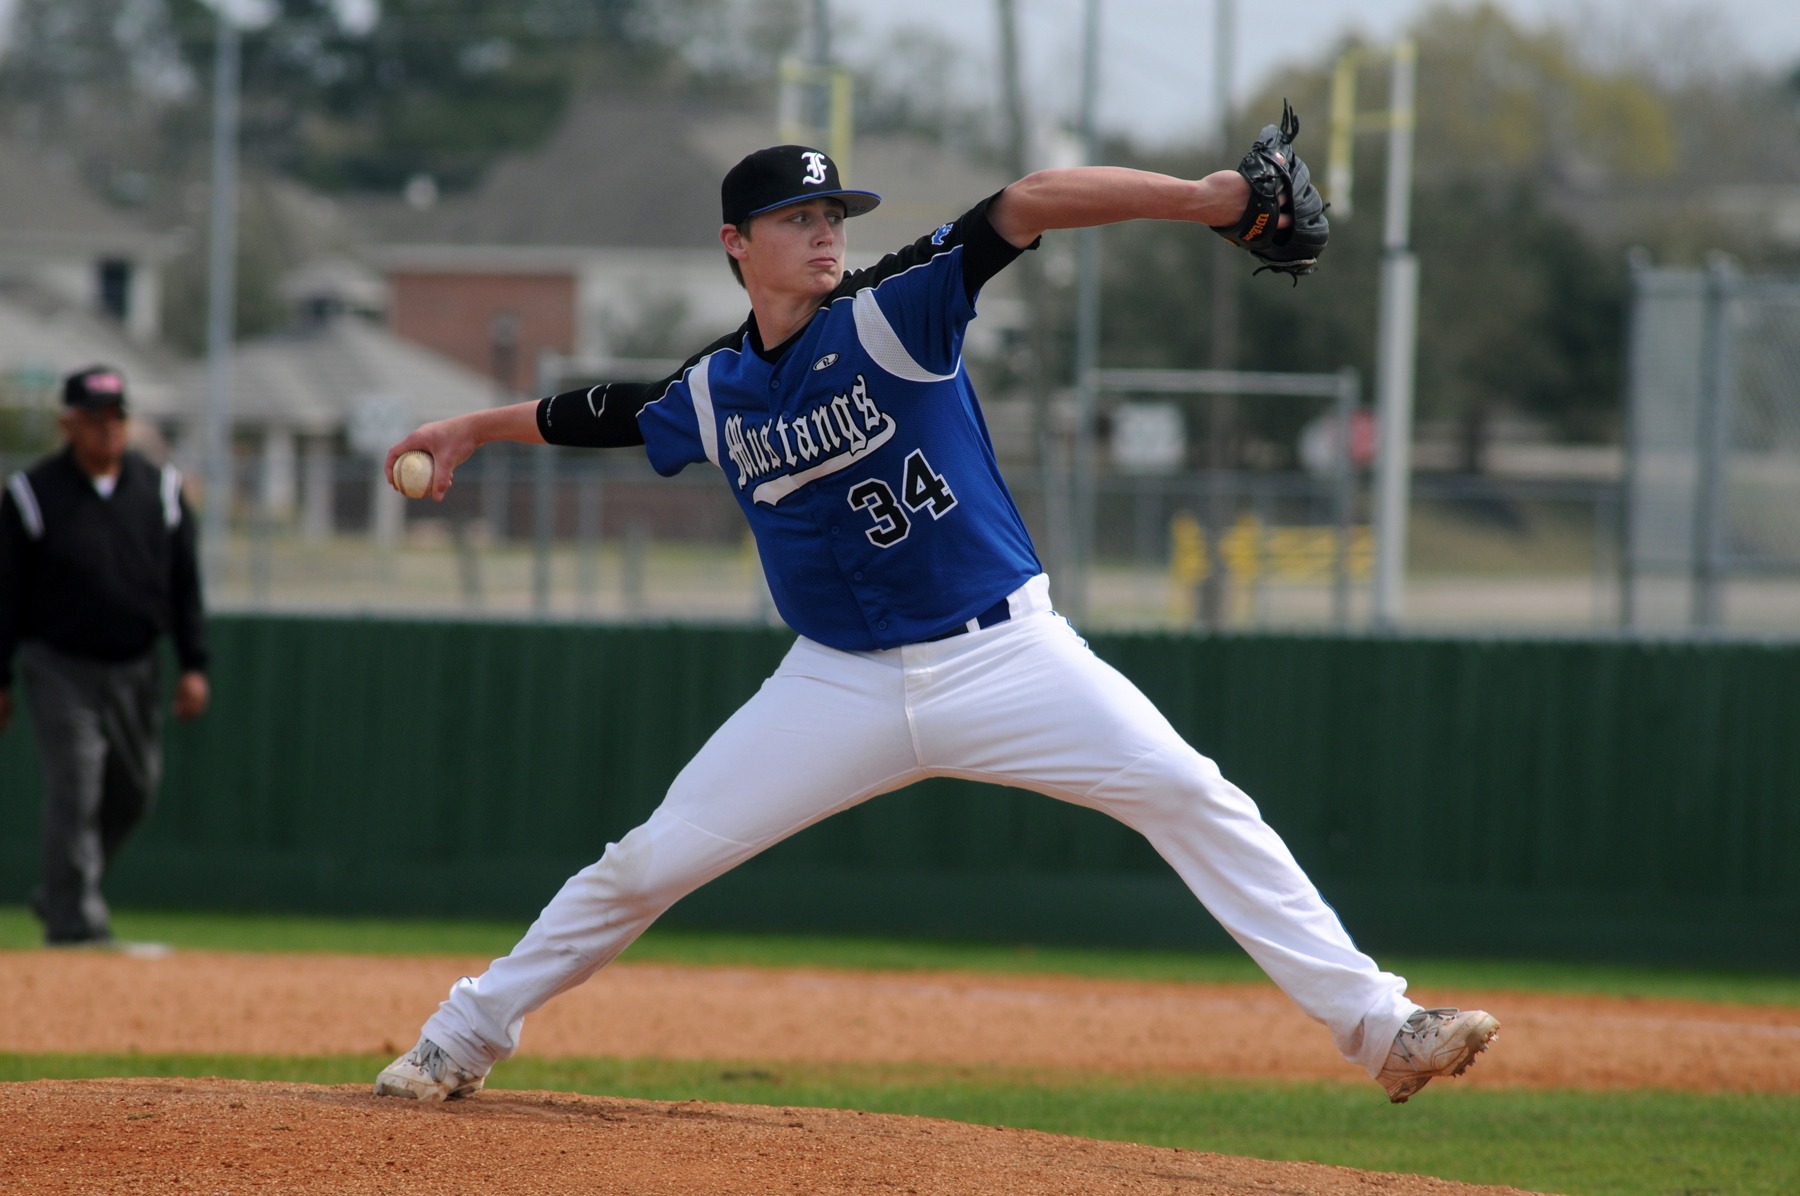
[1092,5,1652,467]
[159,0,719,194]
[1406,3,1678,187]
[0,0,744,200]
[0,0,191,201]
[156,175,293,357]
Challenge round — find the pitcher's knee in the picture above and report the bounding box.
[1102,745,1254,821]
[565,825,669,922]
[569,811,737,923]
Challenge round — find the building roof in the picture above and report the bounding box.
[352,92,732,252]
[0,289,179,416]
[355,90,1012,263]
[0,135,168,260]
[169,313,496,438]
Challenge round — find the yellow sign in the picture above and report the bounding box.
[1169,513,1372,619]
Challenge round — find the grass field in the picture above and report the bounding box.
[4,907,1797,1196]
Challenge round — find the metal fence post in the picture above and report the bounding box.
[1692,254,1737,632]
[1617,249,1651,631]
[533,351,558,618]
[1332,367,1359,629]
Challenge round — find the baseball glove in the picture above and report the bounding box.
[1211,100,1329,283]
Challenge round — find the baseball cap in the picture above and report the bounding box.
[721,145,881,228]
[62,365,129,413]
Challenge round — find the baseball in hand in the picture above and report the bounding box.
[392,450,434,499]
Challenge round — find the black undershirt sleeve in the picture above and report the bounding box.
[535,327,749,449]
[962,190,1040,303]
[535,379,662,448]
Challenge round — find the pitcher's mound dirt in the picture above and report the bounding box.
[2,1077,1548,1196]
[8,951,1799,1092]
[9,949,1800,1194]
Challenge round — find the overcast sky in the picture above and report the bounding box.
[7,0,1797,151]
[841,0,1800,148]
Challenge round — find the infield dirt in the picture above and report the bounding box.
[6,949,1798,1194]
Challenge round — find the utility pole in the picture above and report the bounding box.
[1201,0,1237,627]
[996,0,1029,180]
[811,0,832,130]
[201,10,240,590]
[778,1,850,170]
[996,0,1068,588]
[1069,0,1102,623]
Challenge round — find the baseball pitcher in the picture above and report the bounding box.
[376,109,1495,1107]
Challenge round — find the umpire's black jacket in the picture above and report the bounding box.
[0,447,208,688]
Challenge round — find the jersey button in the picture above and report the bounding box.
[853,572,863,581]
[877,620,888,631]
[829,525,839,536]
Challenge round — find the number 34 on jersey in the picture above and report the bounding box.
[848,450,958,547]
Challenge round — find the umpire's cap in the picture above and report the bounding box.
[62,365,129,414]
[721,145,880,228]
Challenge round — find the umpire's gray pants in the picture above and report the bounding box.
[19,642,163,943]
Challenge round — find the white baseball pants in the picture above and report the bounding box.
[425,576,1418,1079]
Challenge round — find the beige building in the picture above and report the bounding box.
[0,135,182,447]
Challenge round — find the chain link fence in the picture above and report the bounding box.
[0,439,1636,635]
[17,298,1800,636]
[2,428,1630,637]
[1623,257,1800,634]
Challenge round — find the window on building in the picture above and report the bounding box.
[98,258,132,322]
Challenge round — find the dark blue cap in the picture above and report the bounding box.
[721,145,881,227]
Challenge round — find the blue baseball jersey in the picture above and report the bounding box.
[544,199,1043,651]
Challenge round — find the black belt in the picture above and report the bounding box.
[922,596,1013,642]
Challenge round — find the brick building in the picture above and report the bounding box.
[355,91,1020,397]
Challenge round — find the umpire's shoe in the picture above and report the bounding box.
[374,1036,487,1101]
[1377,1008,1500,1103]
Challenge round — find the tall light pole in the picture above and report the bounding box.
[1327,42,1420,629]
[1370,41,1418,630]
[201,8,241,589]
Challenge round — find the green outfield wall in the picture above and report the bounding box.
[2,616,1795,968]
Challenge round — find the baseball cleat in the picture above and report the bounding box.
[374,1036,486,1101]
[1377,1007,1500,1103]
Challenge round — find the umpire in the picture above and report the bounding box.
[0,365,209,946]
